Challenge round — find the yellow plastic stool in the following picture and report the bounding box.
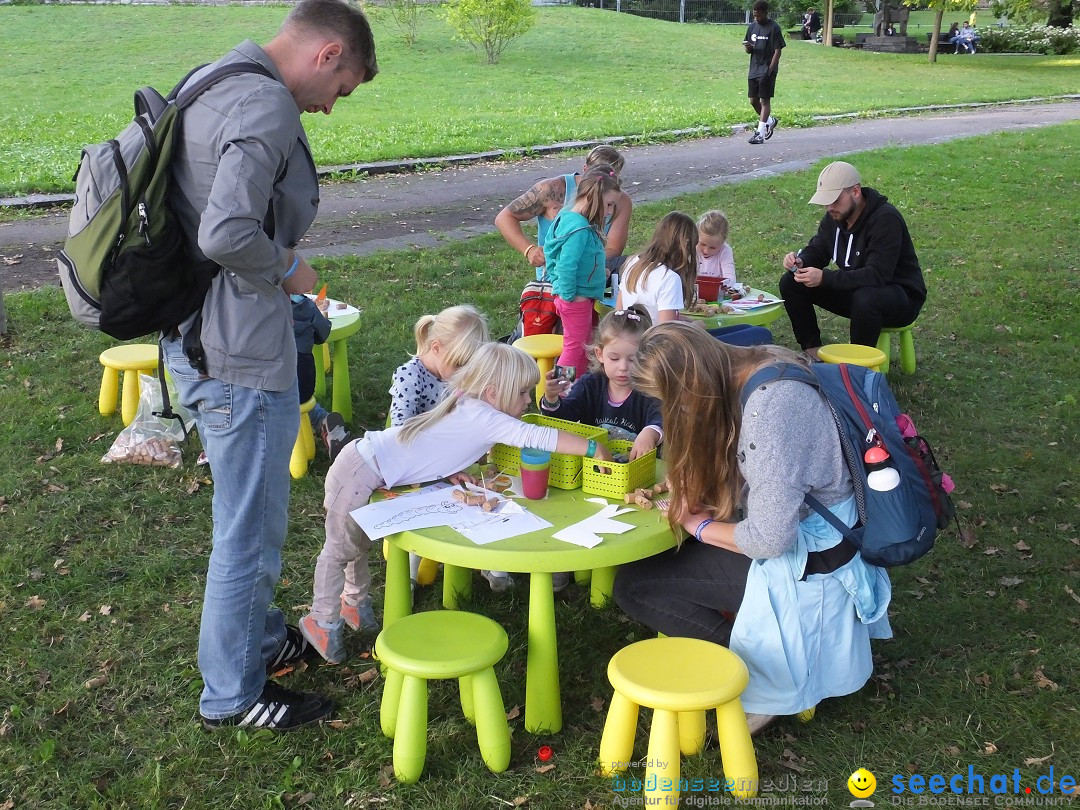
[513,334,565,407]
[98,344,159,425]
[818,343,887,372]
[599,637,758,803]
[376,611,511,784]
[290,396,317,479]
[876,324,917,375]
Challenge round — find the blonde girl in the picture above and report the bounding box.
[696,210,737,287]
[541,306,662,461]
[617,211,698,323]
[301,343,612,663]
[389,305,490,426]
[545,166,623,378]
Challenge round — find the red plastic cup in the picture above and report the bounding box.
[520,448,551,500]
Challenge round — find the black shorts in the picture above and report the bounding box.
[748,75,777,100]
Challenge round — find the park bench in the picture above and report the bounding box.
[927,32,958,53]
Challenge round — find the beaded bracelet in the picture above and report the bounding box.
[695,518,715,543]
[586,439,597,458]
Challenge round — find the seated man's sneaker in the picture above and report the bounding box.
[552,572,571,593]
[320,412,351,461]
[202,682,333,732]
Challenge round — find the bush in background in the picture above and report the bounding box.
[977,23,1079,52]
[445,0,537,63]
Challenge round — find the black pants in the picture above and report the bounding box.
[778,273,922,350]
[613,542,752,646]
[297,354,316,403]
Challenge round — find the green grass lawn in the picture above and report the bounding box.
[1,123,1078,809]
[1,4,1078,196]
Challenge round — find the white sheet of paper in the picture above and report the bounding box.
[351,483,552,544]
[552,503,637,548]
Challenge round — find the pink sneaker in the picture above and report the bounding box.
[298,613,345,664]
[339,597,377,632]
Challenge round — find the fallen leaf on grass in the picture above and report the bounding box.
[355,668,379,685]
[85,674,109,689]
[378,764,394,788]
[1033,667,1059,691]
[983,547,1000,556]
[779,749,806,773]
[25,595,46,610]
[1024,753,1053,766]
[1016,599,1029,611]
[506,705,521,720]
[78,611,92,622]
[99,605,112,615]
[944,745,962,756]
[973,673,991,687]
[959,526,978,548]
[998,576,1023,587]
[1014,540,1031,553]
[513,798,529,807]
[534,764,555,774]
[590,696,605,712]
[982,742,998,755]
[1,254,23,265]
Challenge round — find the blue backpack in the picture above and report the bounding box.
[741,362,955,567]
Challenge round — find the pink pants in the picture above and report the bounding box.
[554,296,596,379]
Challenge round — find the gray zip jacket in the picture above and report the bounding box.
[171,40,319,390]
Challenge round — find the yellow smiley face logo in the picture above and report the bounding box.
[848,768,877,798]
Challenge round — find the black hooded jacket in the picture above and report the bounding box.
[801,187,926,304]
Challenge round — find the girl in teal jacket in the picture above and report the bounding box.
[544,167,623,377]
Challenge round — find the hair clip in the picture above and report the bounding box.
[614,310,641,321]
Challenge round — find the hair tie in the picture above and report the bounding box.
[454,390,466,399]
[614,309,641,321]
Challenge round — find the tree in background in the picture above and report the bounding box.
[384,0,421,47]
[991,0,1077,26]
[445,0,537,64]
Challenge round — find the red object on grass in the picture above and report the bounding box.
[537,745,553,762]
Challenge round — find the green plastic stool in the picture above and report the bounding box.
[375,611,511,783]
[876,324,917,375]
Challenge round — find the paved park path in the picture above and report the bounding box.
[2,98,1078,293]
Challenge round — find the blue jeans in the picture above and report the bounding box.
[161,334,299,718]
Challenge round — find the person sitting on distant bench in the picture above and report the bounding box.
[945,21,960,50]
[956,21,979,53]
[801,7,821,40]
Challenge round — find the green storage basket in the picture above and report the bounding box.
[581,439,657,499]
[489,414,606,490]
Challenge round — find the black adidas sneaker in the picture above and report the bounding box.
[202,682,333,732]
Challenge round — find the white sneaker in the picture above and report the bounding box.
[481,570,514,592]
[552,572,571,592]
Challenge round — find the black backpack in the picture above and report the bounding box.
[58,62,275,341]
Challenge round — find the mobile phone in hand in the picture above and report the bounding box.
[554,364,576,385]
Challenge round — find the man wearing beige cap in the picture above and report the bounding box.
[779,161,925,358]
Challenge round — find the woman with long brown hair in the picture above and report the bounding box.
[613,322,891,720]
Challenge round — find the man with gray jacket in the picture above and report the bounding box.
[160,0,377,731]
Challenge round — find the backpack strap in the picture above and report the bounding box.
[739,362,818,410]
[168,61,277,109]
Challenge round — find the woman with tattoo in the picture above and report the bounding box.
[495,145,633,279]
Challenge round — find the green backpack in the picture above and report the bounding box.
[58,62,274,340]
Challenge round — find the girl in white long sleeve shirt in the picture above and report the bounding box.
[300,343,612,663]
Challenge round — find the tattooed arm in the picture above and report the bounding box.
[495,177,567,268]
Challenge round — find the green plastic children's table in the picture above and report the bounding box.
[382,470,676,735]
[681,287,786,329]
[313,310,361,423]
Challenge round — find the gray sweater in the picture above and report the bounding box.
[733,379,853,558]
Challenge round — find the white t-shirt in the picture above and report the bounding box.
[696,242,736,285]
[363,396,559,488]
[618,258,686,323]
